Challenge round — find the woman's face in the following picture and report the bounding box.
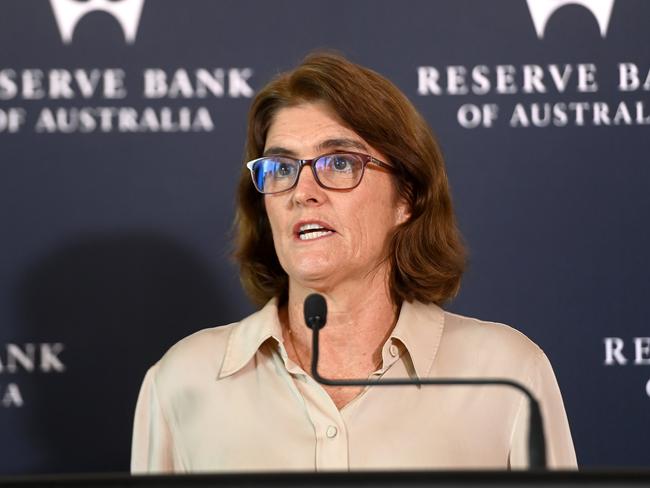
[263,102,408,292]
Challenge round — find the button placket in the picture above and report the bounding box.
[291,375,350,470]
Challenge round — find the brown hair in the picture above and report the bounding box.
[234,52,465,307]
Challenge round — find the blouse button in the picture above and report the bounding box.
[326,425,338,438]
[389,344,399,357]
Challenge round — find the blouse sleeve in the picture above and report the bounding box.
[508,350,578,469]
[130,364,177,473]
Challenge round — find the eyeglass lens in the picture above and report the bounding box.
[251,153,365,193]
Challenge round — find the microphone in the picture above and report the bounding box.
[304,293,327,331]
[303,293,547,470]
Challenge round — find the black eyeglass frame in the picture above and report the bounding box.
[245,151,394,195]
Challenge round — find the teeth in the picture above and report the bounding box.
[297,222,334,240]
[299,230,332,240]
[299,223,325,232]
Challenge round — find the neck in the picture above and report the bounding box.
[281,269,399,379]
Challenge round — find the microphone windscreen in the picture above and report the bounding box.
[304,293,327,330]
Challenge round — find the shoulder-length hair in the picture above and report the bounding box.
[234,52,465,307]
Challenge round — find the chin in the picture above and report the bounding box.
[287,263,339,289]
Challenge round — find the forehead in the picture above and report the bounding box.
[264,102,370,157]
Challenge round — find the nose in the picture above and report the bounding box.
[292,162,326,206]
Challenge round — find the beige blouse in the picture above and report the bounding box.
[131,299,577,472]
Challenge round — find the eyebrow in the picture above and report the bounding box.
[317,138,369,153]
[262,138,369,158]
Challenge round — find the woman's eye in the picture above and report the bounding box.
[332,156,352,171]
[276,163,294,177]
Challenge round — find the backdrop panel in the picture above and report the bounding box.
[0,0,648,474]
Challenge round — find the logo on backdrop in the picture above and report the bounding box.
[416,1,649,130]
[0,343,66,408]
[603,337,650,398]
[525,0,616,39]
[49,0,145,44]
[0,1,255,135]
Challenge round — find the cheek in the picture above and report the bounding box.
[349,205,396,258]
[342,180,397,257]
[264,196,281,232]
[263,198,285,250]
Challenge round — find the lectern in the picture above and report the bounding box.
[2,471,650,488]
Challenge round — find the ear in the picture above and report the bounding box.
[395,199,411,225]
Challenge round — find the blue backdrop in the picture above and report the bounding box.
[0,0,648,474]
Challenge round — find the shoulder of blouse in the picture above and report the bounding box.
[444,309,543,350]
[151,320,240,392]
[436,308,547,373]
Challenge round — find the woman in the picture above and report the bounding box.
[131,53,577,471]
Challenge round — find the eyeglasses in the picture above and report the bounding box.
[246,151,394,194]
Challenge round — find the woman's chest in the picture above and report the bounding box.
[167,361,520,471]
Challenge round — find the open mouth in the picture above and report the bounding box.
[297,223,335,241]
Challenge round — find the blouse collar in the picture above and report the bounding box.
[218,297,445,380]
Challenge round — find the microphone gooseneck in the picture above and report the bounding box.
[302,293,547,470]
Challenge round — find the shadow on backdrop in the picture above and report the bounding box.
[12,231,240,474]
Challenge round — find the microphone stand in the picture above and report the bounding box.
[308,317,547,470]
